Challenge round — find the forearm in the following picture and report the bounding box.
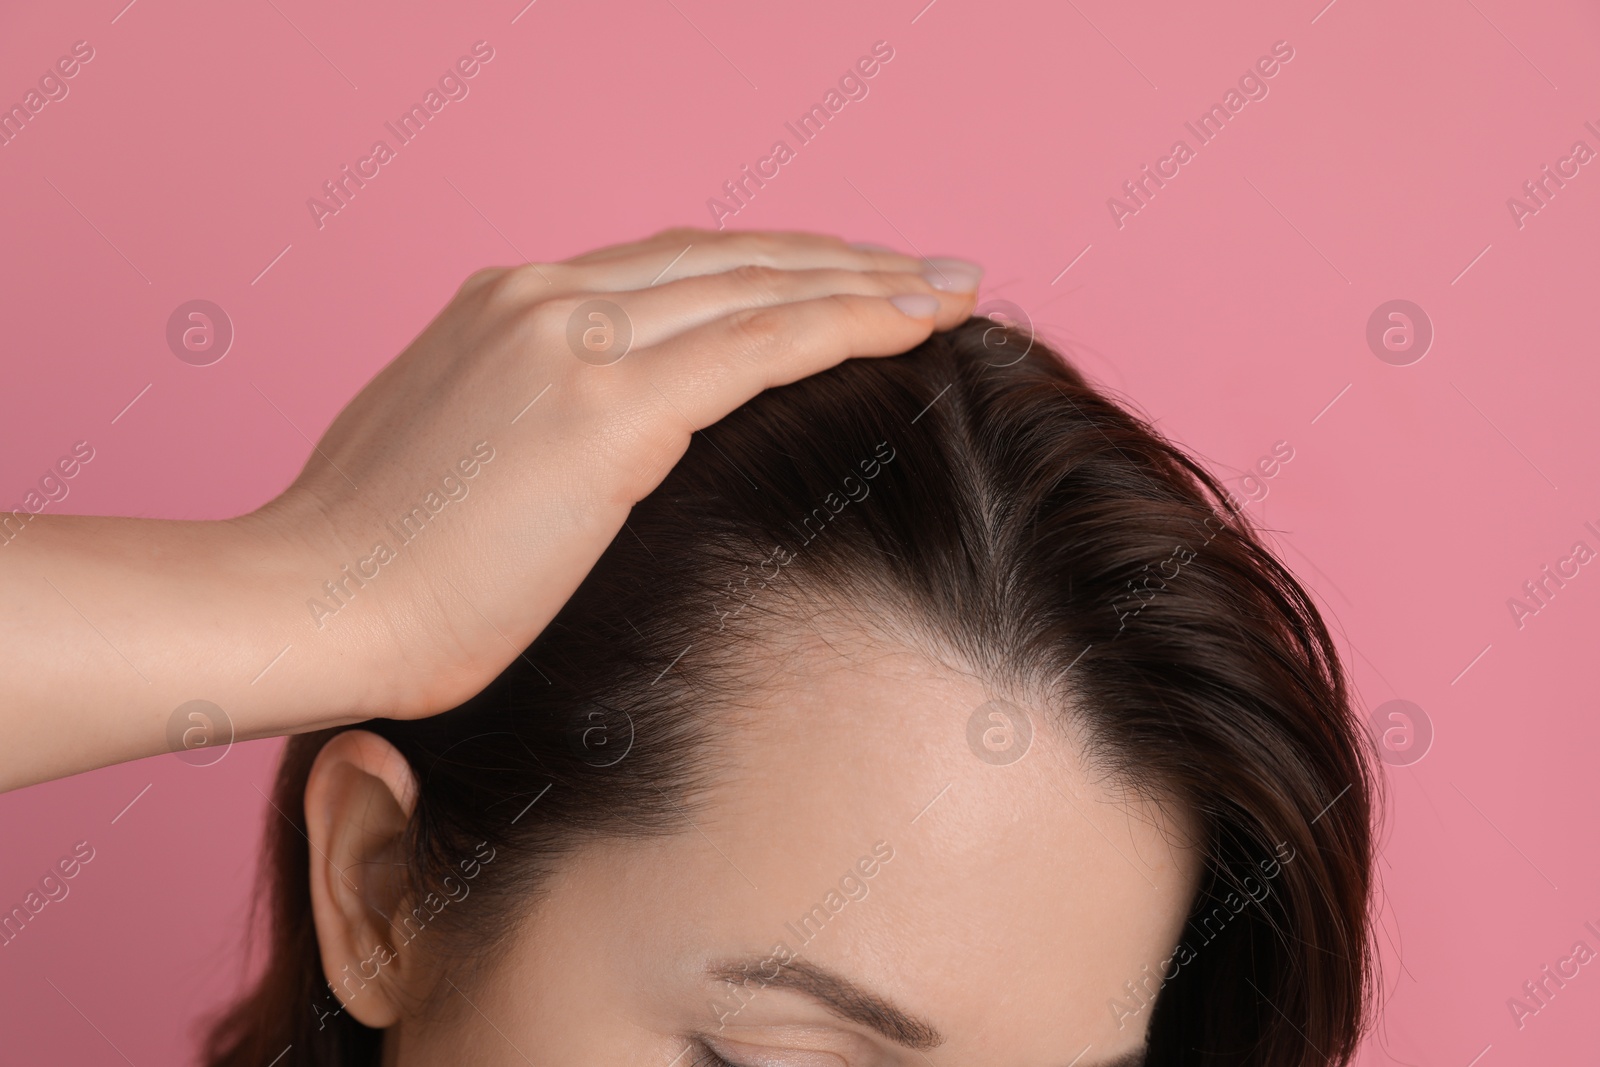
[0,511,374,792]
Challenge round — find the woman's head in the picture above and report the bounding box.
[206,317,1376,1066]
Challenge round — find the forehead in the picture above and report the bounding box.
[542,631,1203,1058]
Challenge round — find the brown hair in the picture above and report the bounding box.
[204,317,1377,1065]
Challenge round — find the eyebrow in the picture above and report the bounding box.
[705,957,1148,1067]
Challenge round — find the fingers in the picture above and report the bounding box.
[553,228,940,291]
[557,227,692,264]
[589,265,978,348]
[622,292,947,432]
[561,227,851,266]
[478,232,985,337]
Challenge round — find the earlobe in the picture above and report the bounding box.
[303,729,421,1029]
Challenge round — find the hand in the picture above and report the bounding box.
[247,228,982,727]
[0,228,980,789]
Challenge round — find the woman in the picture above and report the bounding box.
[1,230,1375,1065]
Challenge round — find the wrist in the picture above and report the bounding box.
[220,496,399,731]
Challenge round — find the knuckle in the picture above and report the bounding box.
[464,262,569,308]
[522,294,584,337]
[820,292,878,335]
[527,292,638,368]
[749,236,786,268]
[722,232,781,267]
[510,261,566,290]
[487,263,565,305]
[473,270,525,309]
[726,305,788,354]
[822,291,865,318]
[458,265,508,297]
[727,263,785,296]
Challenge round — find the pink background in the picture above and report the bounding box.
[2,0,1597,1062]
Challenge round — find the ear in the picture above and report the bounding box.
[304,729,420,1028]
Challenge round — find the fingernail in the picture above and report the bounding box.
[890,293,941,317]
[921,257,984,292]
[850,241,895,253]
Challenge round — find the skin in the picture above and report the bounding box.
[306,625,1202,1066]
[4,226,1209,1059]
[0,229,983,792]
